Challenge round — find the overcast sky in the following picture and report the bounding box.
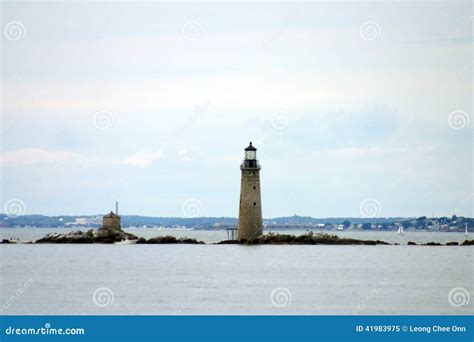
[1,1,472,218]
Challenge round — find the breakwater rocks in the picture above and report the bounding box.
[407,240,473,246]
[32,229,203,244]
[218,233,390,245]
[136,236,204,244]
[35,227,138,244]
[218,234,474,246]
[1,231,473,246]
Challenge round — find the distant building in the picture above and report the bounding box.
[237,142,263,241]
[75,218,87,225]
[65,217,88,227]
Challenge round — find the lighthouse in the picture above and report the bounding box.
[237,142,263,241]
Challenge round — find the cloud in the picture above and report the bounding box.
[331,147,384,158]
[121,149,165,167]
[0,148,166,168]
[178,149,192,162]
[0,148,97,165]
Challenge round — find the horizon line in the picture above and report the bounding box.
[1,213,471,220]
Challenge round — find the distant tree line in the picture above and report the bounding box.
[1,214,472,231]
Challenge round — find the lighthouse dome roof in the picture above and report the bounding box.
[245,142,257,151]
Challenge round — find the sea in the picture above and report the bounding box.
[1,228,473,315]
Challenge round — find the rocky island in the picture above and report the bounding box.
[30,211,205,244]
[1,209,472,246]
[218,232,390,245]
[1,231,473,246]
[35,226,138,244]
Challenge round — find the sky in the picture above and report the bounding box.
[1,1,472,218]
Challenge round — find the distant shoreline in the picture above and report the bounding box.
[0,226,471,233]
[1,214,471,233]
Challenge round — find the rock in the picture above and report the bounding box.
[407,241,417,245]
[216,240,240,244]
[35,231,93,244]
[219,233,391,245]
[446,242,459,246]
[461,240,474,246]
[1,239,15,244]
[94,227,137,244]
[424,242,442,246]
[136,236,205,244]
[35,227,138,244]
[178,237,205,244]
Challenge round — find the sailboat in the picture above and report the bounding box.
[397,225,404,235]
[465,223,468,237]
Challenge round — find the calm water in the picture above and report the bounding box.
[1,229,473,315]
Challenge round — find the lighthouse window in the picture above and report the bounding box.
[253,186,256,190]
[253,202,256,206]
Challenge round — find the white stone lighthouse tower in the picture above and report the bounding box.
[237,142,263,241]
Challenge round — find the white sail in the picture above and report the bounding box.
[465,223,468,237]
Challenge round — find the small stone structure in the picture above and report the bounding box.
[102,211,121,231]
